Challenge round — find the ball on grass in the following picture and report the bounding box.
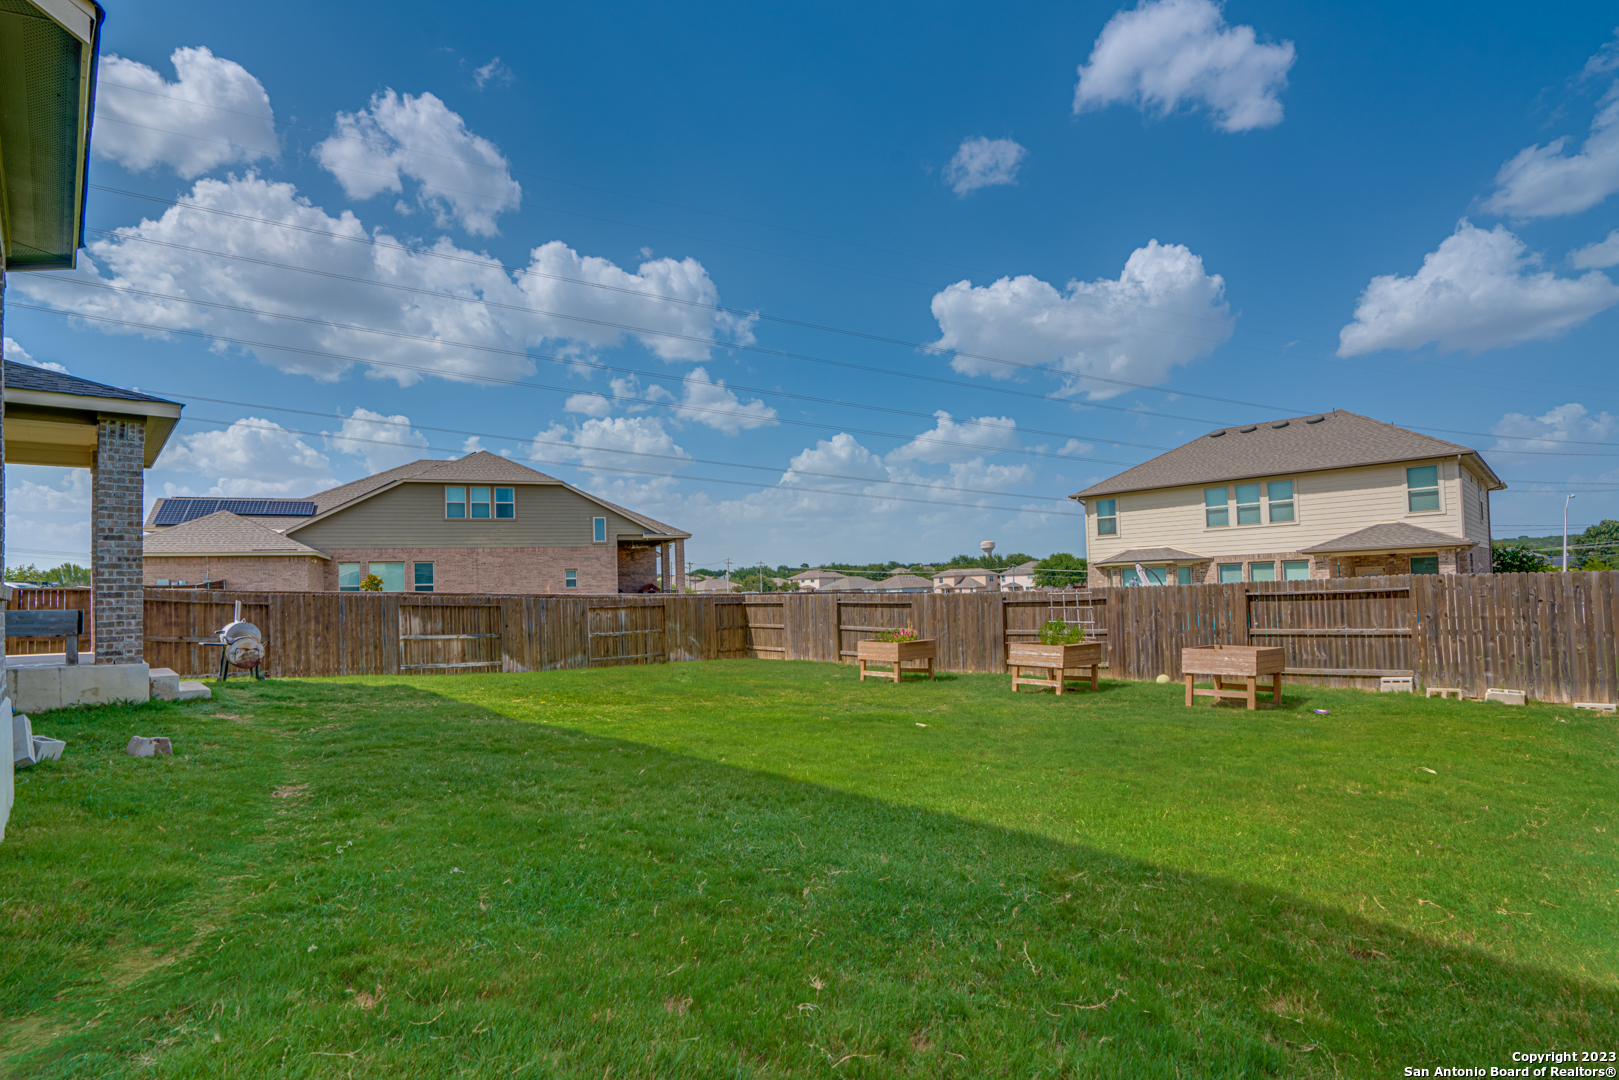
[1155,674,1171,684]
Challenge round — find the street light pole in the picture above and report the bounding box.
[1563,494,1576,571]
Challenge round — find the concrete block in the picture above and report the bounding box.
[1,696,12,841]
[1573,702,1616,713]
[176,681,212,702]
[13,713,37,767]
[1485,688,1526,706]
[149,668,181,702]
[58,663,149,709]
[126,736,173,758]
[1426,687,1465,699]
[1380,677,1415,693]
[8,666,62,716]
[32,737,65,763]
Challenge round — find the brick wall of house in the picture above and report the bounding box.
[1100,547,1467,586]
[145,556,327,591]
[92,418,145,662]
[617,544,660,592]
[322,545,621,593]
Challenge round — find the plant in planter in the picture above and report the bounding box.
[857,624,935,683]
[1009,621,1104,695]
[359,574,385,592]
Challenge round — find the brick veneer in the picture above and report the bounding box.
[617,544,659,593]
[324,545,621,593]
[145,556,327,591]
[92,418,146,662]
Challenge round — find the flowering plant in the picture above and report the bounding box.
[1038,620,1086,645]
[874,624,919,643]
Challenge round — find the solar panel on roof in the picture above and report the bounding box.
[152,499,316,525]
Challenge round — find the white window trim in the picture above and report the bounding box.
[1094,499,1120,540]
[592,516,608,543]
[1203,479,1301,531]
[1405,462,1445,517]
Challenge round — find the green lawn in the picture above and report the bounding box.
[2,661,1614,1078]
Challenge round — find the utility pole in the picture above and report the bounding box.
[758,562,766,593]
[723,557,733,581]
[1564,494,1576,571]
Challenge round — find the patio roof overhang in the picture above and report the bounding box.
[3,375,183,468]
[1092,546,1209,568]
[0,0,104,271]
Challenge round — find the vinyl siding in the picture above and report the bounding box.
[289,482,650,549]
[1085,458,1469,564]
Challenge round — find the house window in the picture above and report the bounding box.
[593,516,607,543]
[1268,480,1295,522]
[1176,566,1192,585]
[414,562,435,592]
[1410,555,1440,575]
[469,487,492,519]
[1095,499,1117,536]
[371,562,405,592]
[1205,488,1229,528]
[1235,483,1262,525]
[1283,560,1311,581]
[1407,465,1440,513]
[564,569,578,589]
[445,487,466,518]
[1218,563,1243,583]
[494,487,515,518]
[1121,567,1139,586]
[1249,562,1276,582]
[339,563,361,591]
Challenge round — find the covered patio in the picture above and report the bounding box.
[1301,523,1474,578]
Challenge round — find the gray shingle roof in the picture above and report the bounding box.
[1092,546,1210,567]
[143,511,329,557]
[4,359,178,405]
[1073,410,1500,499]
[1300,523,1473,553]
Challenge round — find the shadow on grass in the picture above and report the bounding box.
[3,677,1615,1079]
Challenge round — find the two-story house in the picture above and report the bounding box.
[143,452,690,594]
[1072,411,1503,585]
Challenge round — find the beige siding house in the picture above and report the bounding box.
[144,452,689,594]
[1072,411,1503,585]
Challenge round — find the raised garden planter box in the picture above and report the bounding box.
[1181,645,1286,710]
[857,639,936,683]
[1007,641,1105,695]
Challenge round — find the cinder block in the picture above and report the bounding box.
[1573,702,1616,713]
[58,663,150,709]
[1426,687,1465,699]
[1380,677,1415,693]
[13,713,36,767]
[31,737,65,763]
[149,668,181,702]
[176,681,212,701]
[1484,688,1526,706]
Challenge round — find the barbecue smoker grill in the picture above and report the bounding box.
[213,601,266,681]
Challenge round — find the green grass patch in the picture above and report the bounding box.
[2,661,1614,1077]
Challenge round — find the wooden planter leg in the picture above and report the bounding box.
[927,656,935,681]
[1271,673,1283,707]
[1184,673,1194,707]
[859,658,868,682]
[1052,667,1063,696]
[1089,663,1099,691]
[1246,675,1257,711]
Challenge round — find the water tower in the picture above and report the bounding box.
[980,540,996,559]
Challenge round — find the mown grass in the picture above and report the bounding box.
[1,661,1614,1078]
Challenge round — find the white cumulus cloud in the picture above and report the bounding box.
[944,137,1027,196]
[324,408,430,474]
[94,47,277,177]
[928,239,1232,399]
[316,90,522,235]
[1337,220,1619,356]
[154,417,337,496]
[676,368,777,434]
[529,415,692,480]
[1484,92,1619,220]
[14,176,752,386]
[3,336,68,373]
[885,412,1020,465]
[1490,402,1619,460]
[1073,0,1296,132]
[565,392,614,417]
[473,58,514,89]
[1571,229,1619,269]
[6,469,90,513]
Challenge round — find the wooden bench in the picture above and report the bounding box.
[5,609,84,664]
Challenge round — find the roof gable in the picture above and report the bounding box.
[1073,410,1498,500]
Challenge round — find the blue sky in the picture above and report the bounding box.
[7,0,1618,573]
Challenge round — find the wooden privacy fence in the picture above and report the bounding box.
[5,587,93,655]
[5,571,1613,703]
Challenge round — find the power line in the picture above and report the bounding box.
[82,190,1617,440]
[175,414,1084,517]
[12,302,1155,464]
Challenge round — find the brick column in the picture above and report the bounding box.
[674,539,686,593]
[659,543,670,593]
[91,418,146,663]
